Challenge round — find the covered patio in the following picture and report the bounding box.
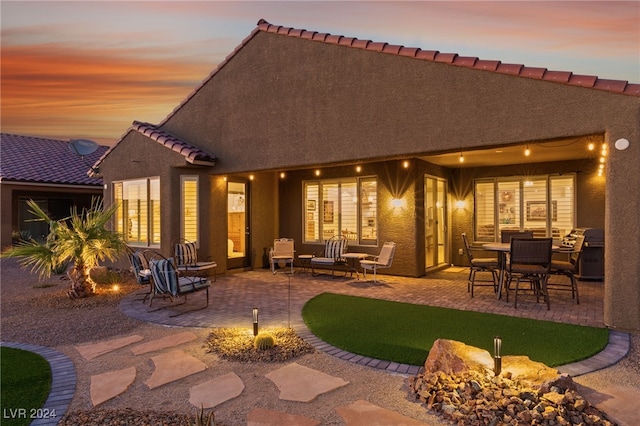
[120,267,604,331]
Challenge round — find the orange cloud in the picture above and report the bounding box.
[1,42,216,143]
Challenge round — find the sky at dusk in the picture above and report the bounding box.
[2,1,639,146]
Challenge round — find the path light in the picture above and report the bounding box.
[252,307,259,336]
[494,336,502,376]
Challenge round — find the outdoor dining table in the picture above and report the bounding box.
[482,242,561,300]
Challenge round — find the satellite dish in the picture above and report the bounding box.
[69,138,99,156]
[68,138,100,175]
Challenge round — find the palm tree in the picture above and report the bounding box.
[2,198,126,298]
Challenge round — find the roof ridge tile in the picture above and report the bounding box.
[254,19,638,97]
[130,121,216,166]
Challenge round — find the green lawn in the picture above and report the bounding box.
[1,347,52,426]
[302,293,609,366]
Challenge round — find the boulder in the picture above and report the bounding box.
[423,339,493,375]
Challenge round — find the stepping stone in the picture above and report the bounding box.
[189,372,244,408]
[131,331,197,355]
[90,366,136,406]
[75,334,144,360]
[336,399,426,425]
[145,349,207,389]
[265,363,349,402]
[583,385,640,426]
[247,408,320,426]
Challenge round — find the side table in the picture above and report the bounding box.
[298,254,314,274]
[342,252,370,279]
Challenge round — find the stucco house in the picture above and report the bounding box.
[94,19,640,331]
[0,133,108,248]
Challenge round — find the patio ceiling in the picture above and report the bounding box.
[422,135,603,168]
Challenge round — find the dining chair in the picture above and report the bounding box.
[548,235,585,304]
[505,238,553,309]
[462,233,499,297]
[501,230,534,243]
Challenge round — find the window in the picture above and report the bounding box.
[181,176,198,243]
[303,177,377,245]
[474,175,575,242]
[113,177,160,246]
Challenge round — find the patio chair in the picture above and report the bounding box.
[501,230,533,243]
[360,242,396,283]
[310,236,348,277]
[174,239,217,281]
[462,233,499,297]
[505,238,553,310]
[148,253,210,317]
[548,235,585,304]
[269,238,295,274]
[126,248,152,302]
[501,230,534,265]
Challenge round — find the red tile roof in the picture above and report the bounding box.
[91,122,216,172]
[0,133,107,186]
[252,19,640,97]
[131,121,216,166]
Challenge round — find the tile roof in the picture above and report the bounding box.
[157,18,638,129]
[90,122,216,172]
[130,121,217,166]
[254,19,640,97]
[0,133,107,186]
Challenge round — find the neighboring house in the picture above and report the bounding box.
[94,19,640,331]
[0,133,109,248]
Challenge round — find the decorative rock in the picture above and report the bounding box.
[409,339,616,426]
[423,339,493,375]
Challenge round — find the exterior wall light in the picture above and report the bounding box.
[391,198,403,208]
[252,307,259,336]
[455,200,465,209]
[315,169,321,177]
[615,138,629,151]
[356,165,362,173]
[494,336,502,376]
[402,160,409,169]
[280,172,286,179]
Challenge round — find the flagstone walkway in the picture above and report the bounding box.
[3,267,637,425]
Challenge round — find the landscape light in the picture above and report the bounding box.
[252,307,259,336]
[494,336,502,376]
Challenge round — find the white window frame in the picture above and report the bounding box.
[473,174,576,242]
[181,175,199,244]
[303,176,378,246]
[113,177,160,247]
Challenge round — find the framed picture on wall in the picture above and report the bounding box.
[526,201,557,221]
[323,200,334,223]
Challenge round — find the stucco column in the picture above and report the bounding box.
[604,134,640,331]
